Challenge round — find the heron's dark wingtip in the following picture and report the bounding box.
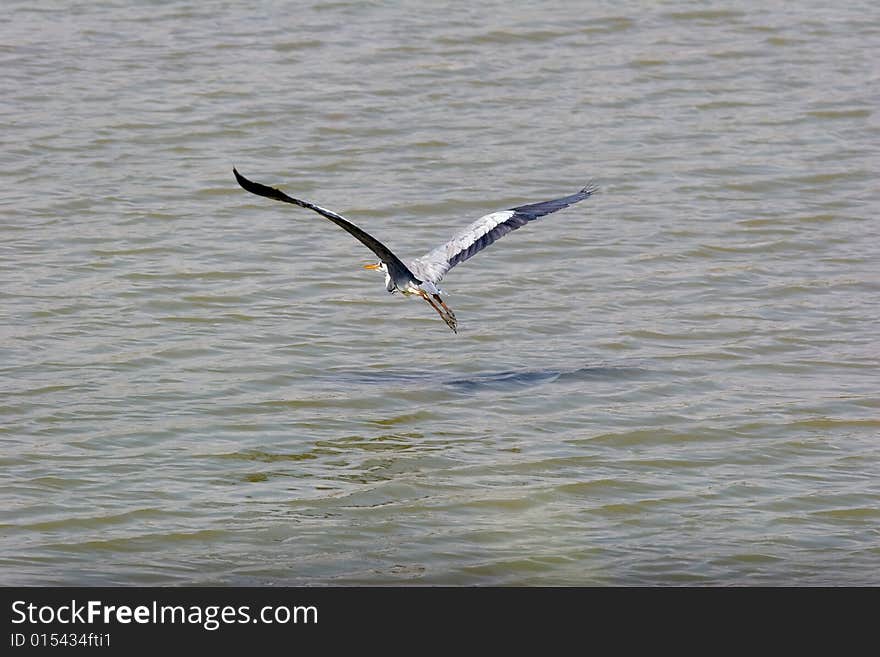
[233,167,270,198]
[580,181,599,196]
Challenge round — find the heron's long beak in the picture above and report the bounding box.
[364,263,381,270]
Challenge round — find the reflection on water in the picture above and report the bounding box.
[323,363,651,391]
[444,364,652,391]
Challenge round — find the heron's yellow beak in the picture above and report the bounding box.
[364,263,381,270]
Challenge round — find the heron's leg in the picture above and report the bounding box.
[420,291,449,324]
[433,294,456,320]
[420,291,457,333]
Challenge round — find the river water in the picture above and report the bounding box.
[2,1,879,585]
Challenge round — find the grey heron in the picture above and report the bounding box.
[233,168,596,333]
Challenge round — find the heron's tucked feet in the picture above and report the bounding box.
[420,290,458,333]
[434,294,457,332]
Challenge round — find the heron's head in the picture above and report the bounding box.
[364,261,394,292]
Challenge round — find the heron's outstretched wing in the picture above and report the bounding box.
[233,168,414,278]
[410,184,597,283]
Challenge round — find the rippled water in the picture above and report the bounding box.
[2,1,879,585]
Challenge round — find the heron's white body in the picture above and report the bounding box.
[374,262,443,297]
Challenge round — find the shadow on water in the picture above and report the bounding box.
[443,365,650,392]
[326,364,651,393]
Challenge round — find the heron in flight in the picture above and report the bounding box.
[233,168,595,333]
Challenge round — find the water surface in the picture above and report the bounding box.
[2,0,879,585]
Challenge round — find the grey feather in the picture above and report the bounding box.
[409,183,597,284]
